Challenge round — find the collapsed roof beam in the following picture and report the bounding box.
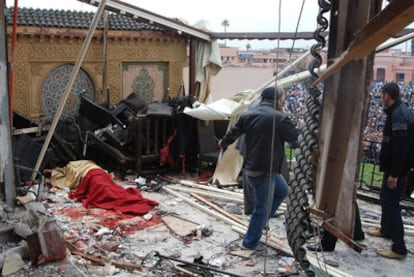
[78,0,211,41]
[209,28,413,41]
[209,31,325,40]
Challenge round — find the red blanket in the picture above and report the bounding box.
[69,169,158,215]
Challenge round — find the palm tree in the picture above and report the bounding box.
[221,19,229,33]
[221,20,229,46]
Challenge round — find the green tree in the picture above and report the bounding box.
[246,43,251,51]
[221,19,229,32]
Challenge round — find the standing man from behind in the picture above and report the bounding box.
[368,82,413,260]
[218,86,299,251]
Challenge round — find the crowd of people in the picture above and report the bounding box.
[281,80,414,162]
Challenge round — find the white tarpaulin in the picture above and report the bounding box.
[183,98,245,121]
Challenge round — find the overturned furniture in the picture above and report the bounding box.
[81,94,174,176]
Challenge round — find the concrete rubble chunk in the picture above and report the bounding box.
[1,252,25,276]
[5,240,30,259]
[14,222,33,238]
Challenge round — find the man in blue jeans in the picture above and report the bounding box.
[218,86,299,251]
[368,82,413,260]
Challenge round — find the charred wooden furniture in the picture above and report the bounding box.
[134,113,173,176]
[82,106,173,177]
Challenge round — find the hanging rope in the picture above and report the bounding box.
[262,1,284,275]
[287,0,306,62]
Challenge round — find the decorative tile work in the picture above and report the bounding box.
[122,62,168,103]
[41,64,95,120]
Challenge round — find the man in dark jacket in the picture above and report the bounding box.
[218,86,299,251]
[237,93,291,215]
[368,82,413,260]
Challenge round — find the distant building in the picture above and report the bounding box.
[219,46,308,68]
[219,46,414,83]
[374,49,414,82]
[219,47,239,65]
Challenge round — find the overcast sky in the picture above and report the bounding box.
[4,0,324,49]
[5,0,412,51]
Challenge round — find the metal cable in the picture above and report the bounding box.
[263,1,284,275]
[288,0,306,62]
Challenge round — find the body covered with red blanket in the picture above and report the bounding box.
[69,169,158,214]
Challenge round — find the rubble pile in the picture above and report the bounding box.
[0,174,303,277]
[1,171,414,277]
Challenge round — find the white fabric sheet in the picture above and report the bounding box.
[183,98,245,121]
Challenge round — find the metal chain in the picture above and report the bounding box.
[285,1,331,276]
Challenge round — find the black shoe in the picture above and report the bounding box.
[354,233,365,241]
[306,243,334,252]
[240,242,266,252]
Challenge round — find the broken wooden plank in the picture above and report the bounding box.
[167,185,243,203]
[161,214,199,237]
[65,241,143,271]
[321,221,364,253]
[189,192,247,228]
[12,125,50,136]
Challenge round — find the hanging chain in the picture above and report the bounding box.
[285,1,331,276]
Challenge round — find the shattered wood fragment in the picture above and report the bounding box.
[65,241,143,271]
[173,263,202,276]
[111,260,144,271]
[65,241,106,265]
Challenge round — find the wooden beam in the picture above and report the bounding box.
[321,221,364,253]
[314,0,378,239]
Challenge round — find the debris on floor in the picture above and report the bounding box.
[1,169,414,277]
